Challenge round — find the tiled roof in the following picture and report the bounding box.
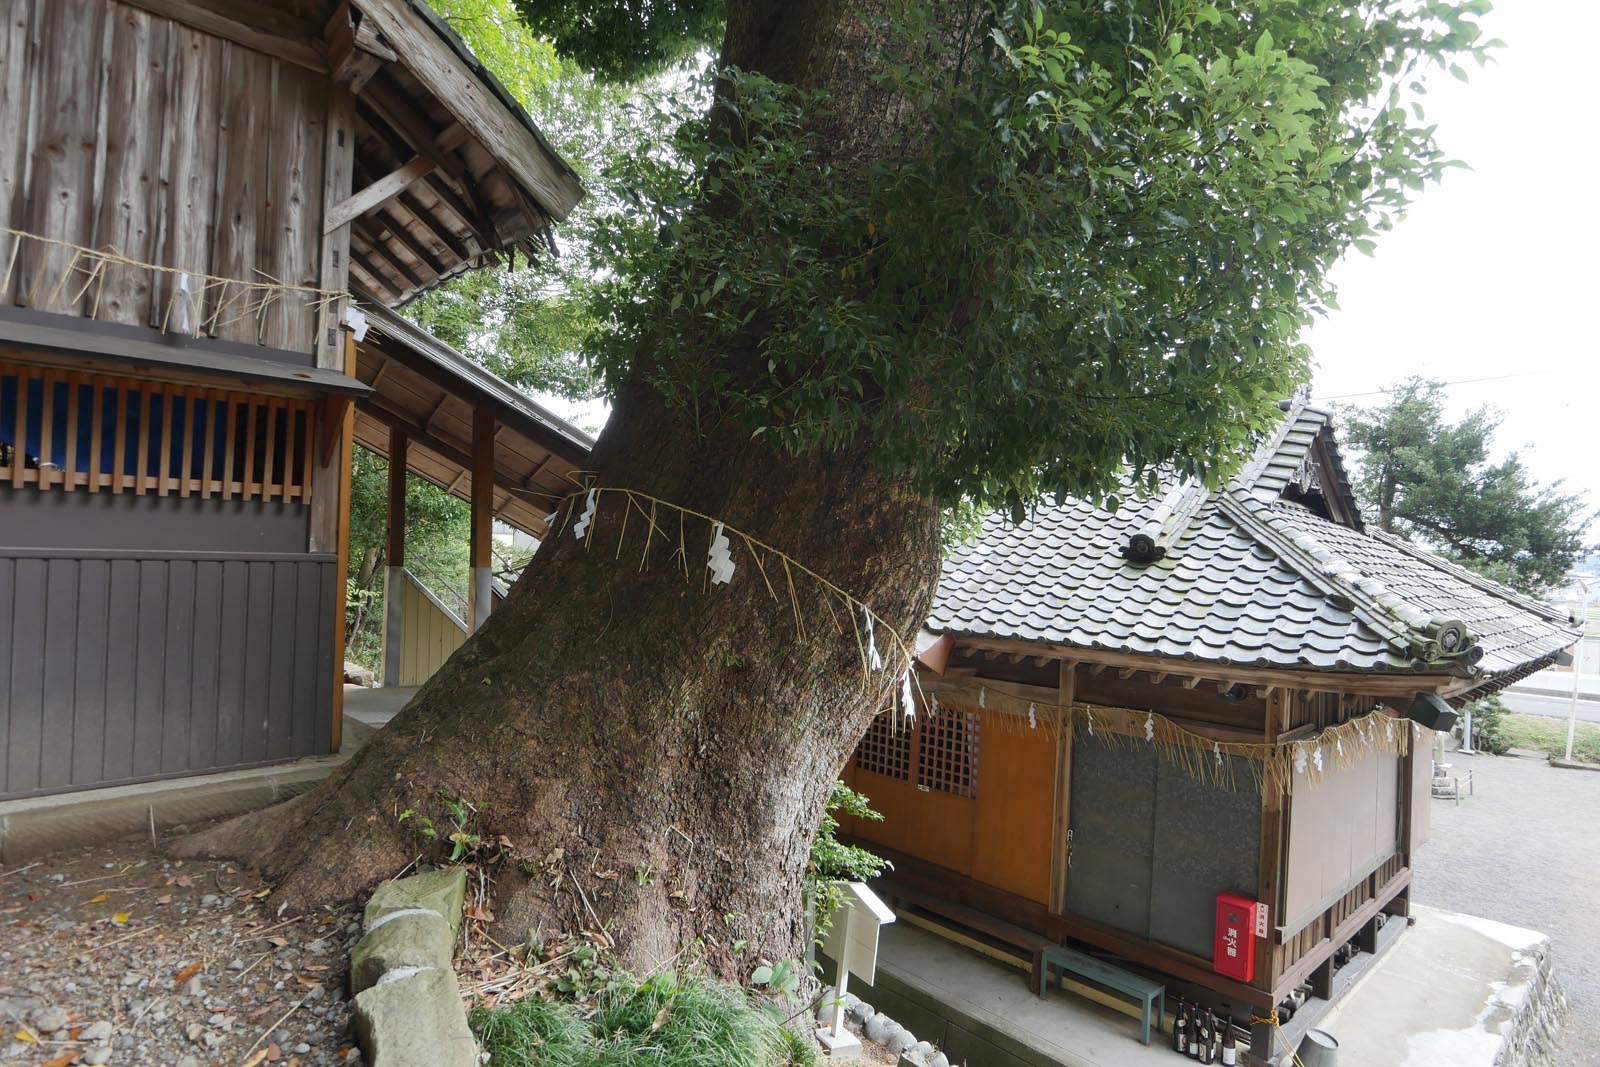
[929,401,1576,681]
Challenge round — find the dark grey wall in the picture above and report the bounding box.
[1066,738,1261,959]
[0,488,307,554]
[0,552,336,799]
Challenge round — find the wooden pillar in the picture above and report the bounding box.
[327,329,358,752]
[1049,658,1076,914]
[468,406,495,631]
[382,427,407,688]
[310,77,357,753]
[1255,687,1292,994]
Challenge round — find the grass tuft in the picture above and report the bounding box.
[471,996,593,1067]
[472,973,819,1067]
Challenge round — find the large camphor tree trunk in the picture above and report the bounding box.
[177,0,955,977]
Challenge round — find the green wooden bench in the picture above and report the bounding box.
[1039,945,1166,1046]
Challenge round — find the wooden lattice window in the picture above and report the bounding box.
[0,363,314,502]
[917,708,980,797]
[854,713,912,780]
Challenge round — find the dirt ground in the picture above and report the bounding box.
[0,838,359,1067]
[1412,747,1600,1066]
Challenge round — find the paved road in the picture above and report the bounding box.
[1412,750,1600,1064]
[1499,688,1600,723]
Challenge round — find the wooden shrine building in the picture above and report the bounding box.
[0,0,588,799]
[841,398,1575,1049]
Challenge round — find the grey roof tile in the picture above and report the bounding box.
[928,406,1576,681]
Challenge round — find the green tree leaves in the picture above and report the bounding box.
[1342,377,1594,595]
[573,0,1494,518]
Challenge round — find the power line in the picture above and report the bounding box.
[1316,369,1550,402]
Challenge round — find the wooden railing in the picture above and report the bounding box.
[1,363,314,502]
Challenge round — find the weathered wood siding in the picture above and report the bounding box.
[395,568,467,688]
[0,0,327,351]
[0,550,336,799]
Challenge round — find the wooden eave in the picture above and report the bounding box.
[351,307,592,539]
[945,634,1463,698]
[121,0,583,308]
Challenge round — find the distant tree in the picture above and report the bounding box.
[1342,377,1592,595]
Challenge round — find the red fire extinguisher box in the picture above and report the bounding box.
[1213,892,1259,982]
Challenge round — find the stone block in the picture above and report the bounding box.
[353,968,477,1067]
[351,912,457,993]
[364,869,467,938]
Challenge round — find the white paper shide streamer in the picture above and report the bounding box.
[706,521,736,585]
[862,607,883,671]
[572,489,598,540]
[900,672,916,721]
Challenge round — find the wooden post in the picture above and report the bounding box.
[1049,658,1076,914]
[1256,687,1291,995]
[468,406,495,631]
[329,328,358,753]
[383,426,407,688]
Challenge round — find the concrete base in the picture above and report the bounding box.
[1311,905,1564,1067]
[816,1026,863,1059]
[826,921,1180,1067]
[0,758,338,863]
[0,688,415,863]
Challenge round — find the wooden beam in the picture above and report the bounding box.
[351,0,583,219]
[325,155,435,234]
[329,330,359,754]
[326,0,395,93]
[1116,667,1138,680]
[1050,658,1075,916]
[119,0,326,72]
[1256,688,1292,993]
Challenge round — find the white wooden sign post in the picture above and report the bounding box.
[818,881,896,1056]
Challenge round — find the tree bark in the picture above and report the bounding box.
[174,0,954,978]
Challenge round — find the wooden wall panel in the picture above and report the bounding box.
[1,0,327,352]
[0,552,336,799]
[972,712,1054,904]
[397,571,468,687]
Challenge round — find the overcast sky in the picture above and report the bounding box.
[1304,0,1600,534]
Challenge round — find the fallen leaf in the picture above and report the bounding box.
[254,888,272,899]
[13,1027,38,1043]
[266,935,288,947]
[175,874,193,887]
[156,894,173,905]
[249,1004,276,1019]
[112,912,131,925]
[88,892,110,904]
[267,1041,283,1061]
[26,891,40,902]
[241,1049,269,1067]
[174,961,202,984]
[337,1048,353,1061]
[649,1005,671,1034]
[39,1054,76,1067]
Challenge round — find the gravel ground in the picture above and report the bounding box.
[0,838,360,1067]
[1411,748,1600,1065]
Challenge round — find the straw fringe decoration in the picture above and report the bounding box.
[547,482,1420,796]
[0,226,347,338]
[915,677,1418,795]
[550,484,923,714]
